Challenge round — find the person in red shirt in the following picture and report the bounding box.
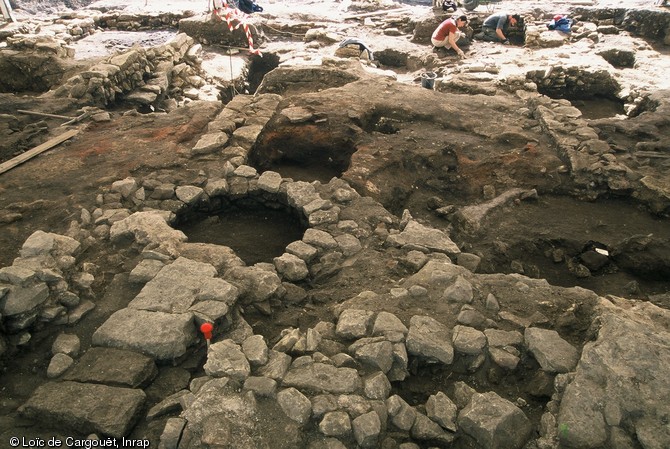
[431,15,469,59]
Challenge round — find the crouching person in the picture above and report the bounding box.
[431,15,470,59]
[475,13,521,44]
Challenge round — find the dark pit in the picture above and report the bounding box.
[529,66,627,118]
[570,95,626,119]
[176,203,306,265]
[448,195,670,301]
[248,52,280,93]
[249,127,357,183]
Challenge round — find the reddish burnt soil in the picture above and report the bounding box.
[0,101,221,268]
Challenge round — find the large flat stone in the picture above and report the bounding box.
[109,211,186,250]
[558,301,670,449]
[91,308,197,361]
[386,220,460,256]
[525,327,579,373]
[62,347,158,388]
[129,257,236,313]
[406,315,454,365]
[19,381,146,438]
[0,283,49,316]
[282,363,361,394]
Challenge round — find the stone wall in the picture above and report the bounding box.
[51,33,203,106]
[0,28,77,93]
[93,12,189,31]
[0,11,251,99]
[0,50,71,92]
[0,230,95,358]
[526,66,621,101]
[574,7,670,45]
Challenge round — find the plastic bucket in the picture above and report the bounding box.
[421,72,437,89]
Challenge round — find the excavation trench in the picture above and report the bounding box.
[174,197,307,265]
[445,195,670,304]
[528,66,630,119]
[3,2,670,447]
[176,205,306,265]
[243,109,669,304]
[249,127,358,183]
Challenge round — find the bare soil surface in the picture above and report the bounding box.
[0,101,222,266]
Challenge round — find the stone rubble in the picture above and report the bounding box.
[2,124,668,446]
[0,11,250,101]
[1,1,670,448]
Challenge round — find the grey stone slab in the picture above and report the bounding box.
[525,327,579,373]
[91,308,197,361]
[282,363,361,394]
[458,391,531,449]
[406,315,454,365]
[19,381,146,438]
[129,257,234,313]
[62,347,158,388]
[558,304,670,449]
[386,219,460,256]
[0,283,49,316]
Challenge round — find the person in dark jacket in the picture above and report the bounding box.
[475,13,521,44]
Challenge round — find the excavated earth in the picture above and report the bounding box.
[0,0,669,448]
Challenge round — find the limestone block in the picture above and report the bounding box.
[257,171,283,193]
[282,363,361,394]
[406,315,454,365]
[286,181,321,209]
[319,410,352,437]
[411,412,455,445]
[243,376,277,398]
[91,308,197,361]
[62,347,157,388]
[46,353,74,379]
[51,333,80,357]
[372,311,408,340]
[273,253,309,282]
[277,387,312,425]
[336,309,375,339]
[352,411,381,448]
[242,335,269,366]
[525,327,579,373]
[452,325,487,355]
[204,339,251,381]
[458,391,531,449]
[426,391,457,432]
[19,381,146,438]
[0,283,49,316]
[363,372,392,400]
[349,337,394,373]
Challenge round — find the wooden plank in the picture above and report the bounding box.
[636,151,670,159]
[18,109,75,120]
[61,110,92,127]
[343,7,411,20]
[1,0,15,22]
[0,129,79,175]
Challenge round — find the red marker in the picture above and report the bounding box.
[200,322,214,350]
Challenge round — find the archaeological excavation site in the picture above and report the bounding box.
[0,0,669,447]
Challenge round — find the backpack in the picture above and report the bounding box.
[238,0,263,14]
[547,16,573,32]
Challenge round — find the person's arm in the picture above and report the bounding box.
[496,16,508,42]
[448,32,465,58]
